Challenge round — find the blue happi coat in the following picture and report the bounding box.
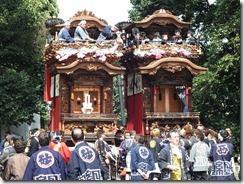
[67,141,103,180]
[130,143,155,180]
[209,141,235,180]
[22,146,67,180]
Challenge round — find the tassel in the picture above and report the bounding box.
[104,92,107,100]
[145,122,149,134]
[71,92,74,100]
[186,85,189,94]
[55,31,59,42]
[153,85,157,95]
[77,97,81,105]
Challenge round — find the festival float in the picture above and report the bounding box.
[43,9,207,145]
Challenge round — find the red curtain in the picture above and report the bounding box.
[126,93,143,134]
[43,64,51,101]
[49,96,60,131]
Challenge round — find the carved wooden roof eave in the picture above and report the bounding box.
[137,57,208,75]
[125,9,191,31]
[133,15,190,29]
[49,20,107,35]
[68,17,108,30]
[69,9,107,25]
[55,59,126,75]
[49,10,108,34]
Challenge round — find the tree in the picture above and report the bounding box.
[0,68,41,126]
[193,0,240,154]
[0,0,59,127]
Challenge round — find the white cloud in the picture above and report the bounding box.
[57,0,132,25]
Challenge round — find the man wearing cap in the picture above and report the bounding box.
[58,21,74,43]
[208,129,236,180]
[74,20,94,42]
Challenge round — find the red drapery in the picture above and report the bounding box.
[126,92,143,134]
[43,64,51,101]
[50,96,60,131]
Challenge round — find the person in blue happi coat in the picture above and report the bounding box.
[67,127,103,180]
[130,134,155,180]
[209,129,236,180]
[22,131,67,180]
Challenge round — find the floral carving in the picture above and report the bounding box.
[44,42,124,64]
[133,45,193,60]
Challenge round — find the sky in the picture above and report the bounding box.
[57,0,132,25]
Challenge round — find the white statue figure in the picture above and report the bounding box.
[81,92,94,114]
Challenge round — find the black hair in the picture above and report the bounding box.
[120,33,126,37]
[96,129,105,138]
[30,128,39,135]
[140,31,146,36]
[168,130,179,138]
[202,128,210,137]
[10,134,23,142]
[5,130,11,135]
[132,27,140,35]
[38,131,51,146]
[195,131,204,141]
[175,29,181,33]
[219,129,229,139]
[115,130,123,135]
[55,130,63,136]
[135,134,145,144]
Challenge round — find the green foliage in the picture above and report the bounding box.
[0,0,58,127]
[0,68,41,126]
[0,0,58,74]
[193,0,240,152]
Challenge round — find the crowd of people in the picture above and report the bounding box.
[0,123,240,181]
[114,123,239,181]
[55,20,197,48]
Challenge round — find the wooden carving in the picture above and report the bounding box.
[161,65,185,73]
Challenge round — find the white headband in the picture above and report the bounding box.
[32,130,40,137]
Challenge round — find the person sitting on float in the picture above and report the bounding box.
[140,31,150,44]
[161,34,169,45]
[74,20,94,42]
[97,25,119,41]
[172,29,183,44]
[151,32,162,45]
[185,31,196,45]
[58,21,74,43]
